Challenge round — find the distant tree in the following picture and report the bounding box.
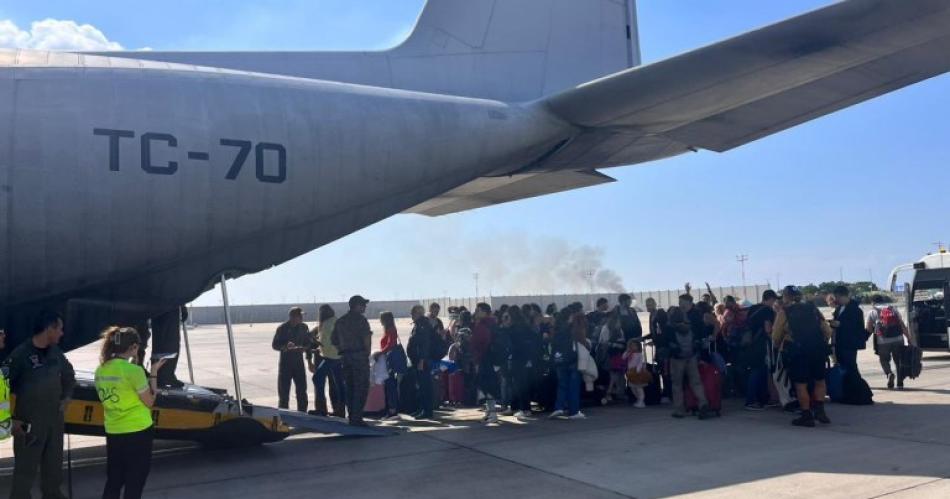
[800,281,883,306]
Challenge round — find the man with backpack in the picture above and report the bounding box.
[407,304,441,420]
[669,296,713,420]
[615,294,643,342]
[586,297,610,351]
[866,295,912,390]
[742,290,778,411]
[830,286,867,377]
[772,286,833,427]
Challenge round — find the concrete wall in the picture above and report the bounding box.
[190,284,770,325]
[190,300,423,325]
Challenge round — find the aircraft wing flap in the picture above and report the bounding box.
[542,0,950,153]
[405,170,615,217]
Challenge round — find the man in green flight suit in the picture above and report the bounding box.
[5,311,76,499]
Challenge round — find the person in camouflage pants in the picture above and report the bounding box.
[333,296,373,426]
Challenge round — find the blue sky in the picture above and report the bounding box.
[3,1,948,305]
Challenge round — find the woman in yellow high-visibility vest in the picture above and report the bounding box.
[95,326,167,499]
[0,328,12,441]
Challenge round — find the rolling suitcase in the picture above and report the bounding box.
[826,364,846,403]
[685,360,723,416]
[448,371,466,405]
[399,370,419,415]
[901,345,923,380]
[432,372,446,410]
[640,344,662,406]
[364,383,386,415]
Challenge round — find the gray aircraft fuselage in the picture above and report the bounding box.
[0,53,569,347]
[4,0,950,352]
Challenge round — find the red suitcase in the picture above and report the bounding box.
[685,361,723,416]
[448,371,466,405]
[364,383,386,414]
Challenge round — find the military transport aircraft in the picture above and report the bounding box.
[2,0,950,442]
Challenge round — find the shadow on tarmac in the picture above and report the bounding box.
[4,395,950,499]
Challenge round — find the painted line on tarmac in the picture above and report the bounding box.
[868,477,949,498]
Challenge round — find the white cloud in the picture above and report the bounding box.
[0,18,123,51]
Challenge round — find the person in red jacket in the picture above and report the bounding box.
[472,303,500,423]
[379,312,400,420]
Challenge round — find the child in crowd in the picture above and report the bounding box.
[602,315,628,405]
[623,339,651,409]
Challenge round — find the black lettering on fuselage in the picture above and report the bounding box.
[141,132,179,175]
[93,128,135,171]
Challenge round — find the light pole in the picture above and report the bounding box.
[736,254,748,289]
[473,272,479,299]
[585,269,595,310]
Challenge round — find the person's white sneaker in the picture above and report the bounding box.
[567,412,587,420]
[500,408,515,416]
[634,401,646,409]
[548,410,566,419]
[513,410,526,418]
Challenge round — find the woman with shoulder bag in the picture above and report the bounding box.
[379,312,404,420]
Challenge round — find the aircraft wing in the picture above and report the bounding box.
[542,0,950,154]
[405,170,615,217]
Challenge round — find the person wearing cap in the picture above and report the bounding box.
[333,296,373,426]
[772,286,833,427]
[272,307,313,412]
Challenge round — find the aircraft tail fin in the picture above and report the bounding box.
[100,0,639,102]
[388,0,640,100]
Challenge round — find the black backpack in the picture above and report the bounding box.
[429,332,450,361]
[785,303,825,349]
[841,370,874,405]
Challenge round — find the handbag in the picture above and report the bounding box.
[386,339,409,375]
[626,367,654,386]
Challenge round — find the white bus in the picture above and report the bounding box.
[889,250,950,352]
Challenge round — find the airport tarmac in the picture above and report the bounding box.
[3,317,950,498]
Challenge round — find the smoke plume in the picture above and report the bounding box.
[440,233,627,296]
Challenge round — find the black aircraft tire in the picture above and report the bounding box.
[198,417,288,449]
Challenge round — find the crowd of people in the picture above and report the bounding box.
[272,284,918,430]
[0,283,918,498]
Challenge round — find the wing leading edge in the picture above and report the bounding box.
[541,0,950,155]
